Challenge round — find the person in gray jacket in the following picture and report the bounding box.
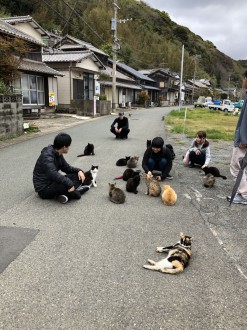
[228,72,247,204]
[33,133,89,204]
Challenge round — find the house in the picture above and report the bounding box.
[110,61,160,105]
[139,68,179,106]
[99,66,142,108]
[42,50,106,114]
[0,16,63,117]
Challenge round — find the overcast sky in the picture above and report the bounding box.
[144,0,246,60]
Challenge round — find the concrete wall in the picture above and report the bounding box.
[0,94,23,138]
[69,100,111,116]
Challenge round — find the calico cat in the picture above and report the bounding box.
[143,233,193,274]
[142,172,161,197]
[203,173,215,188]
[82,166,98,187]
[126,174,141,194]
[202,166,227,179]
[162,184,177,206]
[77,143,95,157]
[108,183,126,204]
[127,156,139,168]
[116,156,131,166]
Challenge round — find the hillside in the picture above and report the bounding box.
[0,0,244,89]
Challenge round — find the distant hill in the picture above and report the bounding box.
[0,0,244,89]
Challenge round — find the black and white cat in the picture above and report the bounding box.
[83,166,98,187]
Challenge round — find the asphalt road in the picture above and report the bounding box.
[0,107,246,330]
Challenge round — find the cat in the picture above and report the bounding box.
[202,166,227,179]
[77,143,95,157]
[108,183,126,204]
[146,140,175,160]
[162,184,177,206]
[142,172,161,197]
[83,165,98,187]
[143,232,193,274]
[116,156,131,166]
[126,174,141,194]
[203,173,215,188]
[127,156,139,168]
[114,169,141,181]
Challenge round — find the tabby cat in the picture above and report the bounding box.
[142,172,161,197]
[108,183,126,204]
[203,173,215,188]
[127,156,139,168]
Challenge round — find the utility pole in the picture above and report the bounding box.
[191,54,201,103]
[111,1,120,112]
[178,45,184,113]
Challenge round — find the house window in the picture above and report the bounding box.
[84,73,94,100]
[21,74,45,105]
[73,79,84,99]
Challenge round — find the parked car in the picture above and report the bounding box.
[208,99,235,112]
[234,100,244,109]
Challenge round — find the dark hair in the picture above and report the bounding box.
[53,133,72,149]
[195,130,209,148]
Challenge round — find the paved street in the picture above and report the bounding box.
[0,107,246,330]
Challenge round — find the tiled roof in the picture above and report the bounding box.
[56,35,107,56]
[101,66,135,82]
[0,19,43,45]
[43,51,105,69]
[113,61,155,82]
[2,15,50,37]
[19,58,64,76]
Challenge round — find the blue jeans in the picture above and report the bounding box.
[147,158,167,172]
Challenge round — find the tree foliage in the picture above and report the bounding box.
[1,0,245,88]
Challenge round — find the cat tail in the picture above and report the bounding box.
[77,154,86,157]
[114,175,124,180]
[220,175,227,180]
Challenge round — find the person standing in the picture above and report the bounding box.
[33,133,89,204]
[110,112,130,139]
[228,72,247,204]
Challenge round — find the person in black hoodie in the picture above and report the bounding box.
[33,133,89,204]
[110,112,130,139]
[142,137,173,181]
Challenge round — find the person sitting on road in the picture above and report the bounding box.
[142,136,173,181]
[183,130,211,168]
[33,133,89,204]
[110,111,130,139]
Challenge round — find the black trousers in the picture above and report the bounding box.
[110,127,130,138]
[38,173,81,200]
[189,151,205,166]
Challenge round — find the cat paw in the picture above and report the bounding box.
[156,247,164,252]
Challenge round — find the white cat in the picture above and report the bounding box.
[90,165,98,187]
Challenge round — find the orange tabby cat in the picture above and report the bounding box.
[162,184,177,206]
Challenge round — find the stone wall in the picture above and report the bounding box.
[0,94,23,138]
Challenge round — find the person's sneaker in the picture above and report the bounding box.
[227,194,247,205]
[227,193,240,201]
[76,186,90,195]
[166,174,173,180]
[57,195,68,204]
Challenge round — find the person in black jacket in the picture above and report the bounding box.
[142,137,173,181]
[33,133,89,204]
[110,112,130,139]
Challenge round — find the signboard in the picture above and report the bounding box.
[49,92,55,106]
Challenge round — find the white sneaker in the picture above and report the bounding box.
[57,195,68,204]
[228,194,247,205]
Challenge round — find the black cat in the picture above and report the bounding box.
[116,156,131,166]
[77,143,95,157]
[126,175,141,194]
[203,166,227,179]
[114,169,141,181]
